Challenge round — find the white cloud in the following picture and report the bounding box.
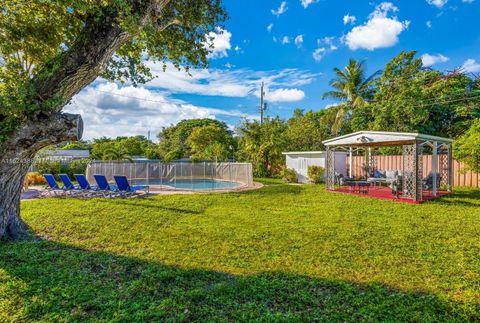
[426,20,432,28]
[345,2,409,51]
[267,23,274,32]
[294,35,304,47]
[462,0,475,3]
[461,59,480,73]
[259,88,305,102]
[67,83,248,140]
[421,53,449,66]
[205,28,232,59]
[426,0,448,8]
[312,48,327,62]
[301,0,319,8]
[312,37,338,62]
[145,62,318,98]
[343,14,357,25]
[234,45,241,53]
[272,1,288,16]
[281,36,290,44]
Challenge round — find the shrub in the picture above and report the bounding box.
[25,172,47,186]
[35,159,61,176]
[307,165,325,184]
[68,159,89,178]
[33,158,90,179]
[281,167,297,183]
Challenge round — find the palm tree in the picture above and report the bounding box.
[322,59,380,134]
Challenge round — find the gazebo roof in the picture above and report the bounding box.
[322,131,453,147]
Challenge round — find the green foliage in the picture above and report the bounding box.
[34,159,61,176]
[453,119,480,173]
[34,158,89,178]
[285,109,331,151]
[2,186,480,320]
[280,167,297,183]
[307,166,325,184]
[91,135,157,160]
[369,51,480,138]
[158,119,233,161]
[60,141,91,150]
[236,117,288,177]
[0,0,226,140]
[186,124,234,161]
[322,59,380,134]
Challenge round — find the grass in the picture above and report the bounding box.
[1,181,480,321]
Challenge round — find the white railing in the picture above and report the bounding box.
[85,161,253,190]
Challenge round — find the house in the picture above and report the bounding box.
[282,151,348,183]
[40,149,90,160]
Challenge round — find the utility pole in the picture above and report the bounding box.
[259,82,267,124]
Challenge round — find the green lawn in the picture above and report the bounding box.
[1,182,480,321]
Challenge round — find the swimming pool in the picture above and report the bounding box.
[135,179,242,190]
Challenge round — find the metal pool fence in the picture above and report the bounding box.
[85,161,254,190]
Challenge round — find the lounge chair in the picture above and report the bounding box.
[93,174,118,197]
[423,172,442,191]
[42,174,66,196]
[74,174,101,197]
[114,175,149,197]
[58,174,84,197]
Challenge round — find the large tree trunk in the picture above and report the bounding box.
[0,113,83,239]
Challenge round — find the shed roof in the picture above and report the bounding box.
[282,151,349,156]
[322,131,453,147]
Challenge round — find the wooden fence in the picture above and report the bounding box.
[349,155,480,188]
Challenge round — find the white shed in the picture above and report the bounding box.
[282,151,348,183]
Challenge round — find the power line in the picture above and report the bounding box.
[89,86,480,113]
[92,89,182,106]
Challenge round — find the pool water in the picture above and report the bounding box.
[135,179,241,190]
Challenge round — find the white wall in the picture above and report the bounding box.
[284,152,348,183]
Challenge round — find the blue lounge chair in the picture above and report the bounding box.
[93,174,118,197]
[114,175,149,197]
[74,174,101,197]
[58,174,84,196]
[42,174,66,196]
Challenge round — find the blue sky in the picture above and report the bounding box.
[68,0,480,140]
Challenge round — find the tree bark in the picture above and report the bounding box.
[0,113,83,239]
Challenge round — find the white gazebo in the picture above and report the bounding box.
[322,131,453,202]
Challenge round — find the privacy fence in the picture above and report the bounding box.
[349,155,480,188]
[85,161,254,188]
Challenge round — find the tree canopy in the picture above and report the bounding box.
[91,136,158,160]
[368,51,479,138]
[322,59,380,134]
[157,119,233,161]
[0,0,226,142]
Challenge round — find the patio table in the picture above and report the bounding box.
[345,180,371,194]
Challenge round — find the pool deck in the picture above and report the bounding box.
[21,182,264,200]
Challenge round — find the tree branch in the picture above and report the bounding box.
[32,0,172,111]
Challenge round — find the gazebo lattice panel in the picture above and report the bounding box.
[402,144,416,200]
[326,148,335,190]
[416,144,423,201]
[439,153,449,186]
[367,149,376,176]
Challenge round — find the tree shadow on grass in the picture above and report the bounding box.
[92,197,207,215]
[430,189,480,208]
[0,239,476,322]
[241,183,304,197]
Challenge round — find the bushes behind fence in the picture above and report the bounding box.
[34,159,90,179]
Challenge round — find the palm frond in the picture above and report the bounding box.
[322,91,348,100]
